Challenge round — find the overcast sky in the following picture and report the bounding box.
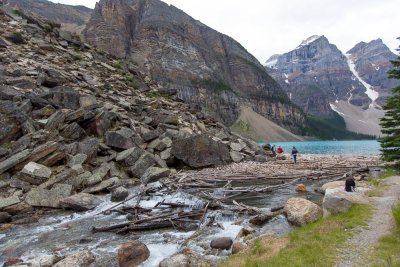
[50,0,399,63]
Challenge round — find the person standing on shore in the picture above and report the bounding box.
[291,146,298,164]
[271,145,276,156]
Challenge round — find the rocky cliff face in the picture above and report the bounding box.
[9,0,92,34]
[347,39,397,106]
[83,0,304,132]
[266,35,371,115]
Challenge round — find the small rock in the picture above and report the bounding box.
[84,177,119,194]
[159,254,191,267]
[3,257,23,267]
[0,196,20,209]
[111,187,129,202]
[210,237,233,250]
[20,162,52,185]
[242,225,255,236]
[53,250,95,267]
[118,241,150,267]
[0,211,11,223]
[295,184,307,192]
[141,167,171,184]
[232,241,246,254]
[60,193,103,211]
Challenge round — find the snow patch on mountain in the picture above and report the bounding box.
[296,35,322,49]
[346,54,379,102]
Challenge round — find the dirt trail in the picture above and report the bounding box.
[336,176,400,266]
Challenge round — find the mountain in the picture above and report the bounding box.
[9,0,92,33]
[265,35,395,136]
[347,39,397,106]
[82,0,305,133]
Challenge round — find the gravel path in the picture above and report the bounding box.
[336,176,400,267]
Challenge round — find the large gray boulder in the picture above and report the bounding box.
[210,237,233,250]
[284,197,322,226]
[20,162,52,185]
[0,196,20,209]
[60,193,103,211]
[104,128,136,150]
[25,184,72,208]
[129,153,157,178]
[141,167,171,184]
[171,134,232,168]
[83,177,119,194]
[116,147,144,167]
[0,149,31,175]
[323,188,371,217]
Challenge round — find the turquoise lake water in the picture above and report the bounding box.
[258,140,381,155]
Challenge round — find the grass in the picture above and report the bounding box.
[43,24,52,32]
[98,48,105,55]
[368,167,399,188]
[231,120,251,133]
[73,55,83,61]
[114,62,122,69]
[368,202,400,267]
[221,204,372,267]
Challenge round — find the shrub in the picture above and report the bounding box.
[43,24,52,32]
[114,62,122,69]
[98,48,105,55]
[73,55,83,61]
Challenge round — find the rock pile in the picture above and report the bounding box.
[0,7,267,225]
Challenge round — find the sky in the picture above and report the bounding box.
[49,0,399,63]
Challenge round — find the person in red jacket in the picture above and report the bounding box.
[277,146,283,154]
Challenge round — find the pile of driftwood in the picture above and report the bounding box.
[92,155,382,235]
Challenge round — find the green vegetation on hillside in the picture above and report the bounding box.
[191,79,237,94]
[221,205,372,267]
[302,112,376,140]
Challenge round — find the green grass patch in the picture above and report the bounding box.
[43,24,52,32]
[368,167,399,188]
[13,8,22,16]
[368,202,400,267]
[73,55,83,61]
[98,48,105,55]
[223,204,372,267]
[114,62,122,69]
[231,120,251,133]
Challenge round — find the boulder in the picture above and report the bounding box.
[25,255,59,267]
[129,153,157,178]
[25,184,72,208]
[284,197,322,226]
[159,254,191,267]
[295,184,307,192]
[104,130,135,150]
[47,86,80,109]
[116,147,144,167]
[249,213,274,225]
[118,241,150,267]
[20,162,52,185]
[61,122,87,140]
[84,108,111,137]
[53,250,95,267]
[242,225,255,236]
[230,142,246,152]
[39,69,66,88]
[320,181,345,193]
[230,151,244,163]
[171,135,231,168]
[15,142,60,170]
[78,137,98,162]
[84,177,119,194]
[141,167,171,184]
[0,149,31,175]
[80,95,97,107]
[111,186,129,202]
[0,211,11,223]
[0,196,20,209]
[45,111,65,131]
[210,237,233,250]
[67,154,88,167]
[60,193,103,211]
[0,85,22,101]
[6,32,26,44]
[323,188,371,217]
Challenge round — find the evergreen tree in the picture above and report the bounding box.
[380,40,400,163]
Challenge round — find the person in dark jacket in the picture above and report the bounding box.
[345,178,356,192]
[291,146,298,164]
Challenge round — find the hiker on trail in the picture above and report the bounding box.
[345,178,356,192]
[291,146,298,164]
[271,144,276,156]
[277,146,283,155]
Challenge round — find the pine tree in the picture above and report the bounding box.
[380,40,400,163]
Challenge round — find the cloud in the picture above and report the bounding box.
[50,0,399,63]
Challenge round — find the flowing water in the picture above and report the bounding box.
[0,177,328,266]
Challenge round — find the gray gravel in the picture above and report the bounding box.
[335,176,400,267]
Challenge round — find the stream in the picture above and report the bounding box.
[0,178,327,266]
